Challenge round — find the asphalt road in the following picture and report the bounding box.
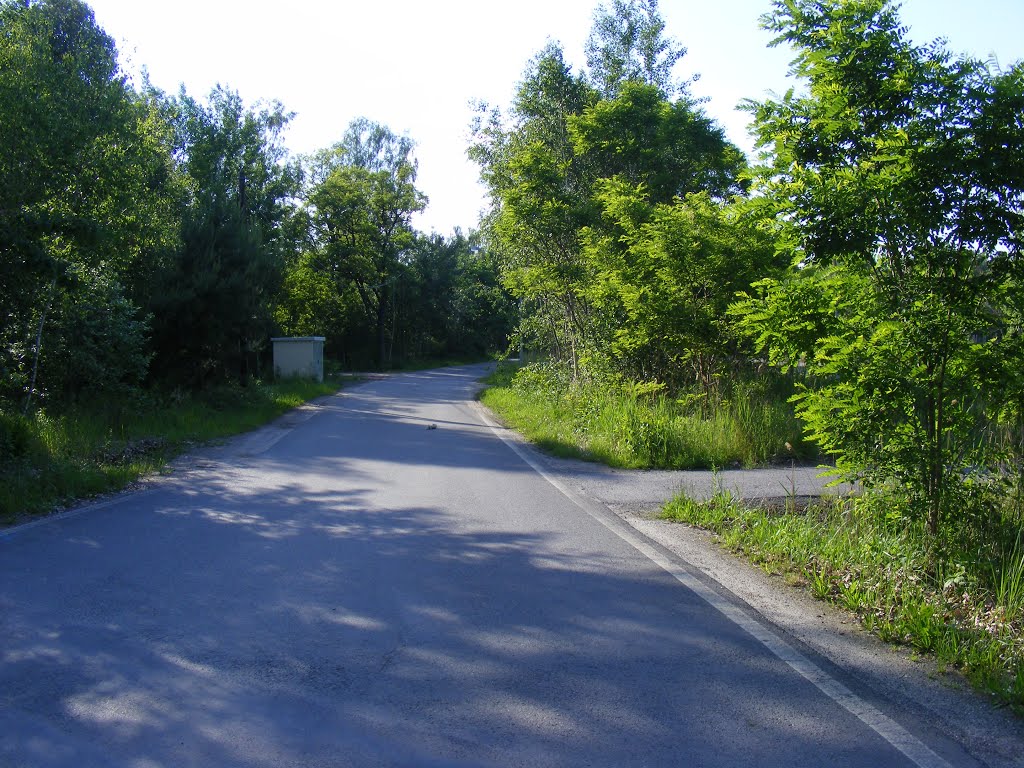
[0,365,1014,767]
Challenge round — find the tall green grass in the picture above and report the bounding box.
[0,377,340,524]
[480,362,815,469]
[661,489,1024,711]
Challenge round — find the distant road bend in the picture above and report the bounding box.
[1,364,1016,767]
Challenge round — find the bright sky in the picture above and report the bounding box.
[86,0,1024,235]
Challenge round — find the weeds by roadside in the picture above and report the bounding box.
[661,489,1024,712]
[0,377,341,525]
[480,361,815,469]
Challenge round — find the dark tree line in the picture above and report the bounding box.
[0,0,513,412]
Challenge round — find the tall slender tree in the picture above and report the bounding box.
[307,119,425,368]
[472,4,750,384]
[584,0,687,98]
[470,44,599,373]
[147,86,300,386]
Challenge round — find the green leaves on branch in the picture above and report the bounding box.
[584,184,780,387]
[471,4,754,384]
[147,86,300,387]
[569,82,744,203]
[0,0,177,404]
[1,0,511,412]
[305,119,426,368]
[735,0,1024,536]
[585,0,688,98]
[470,43,597,368]
[0,1,311,399]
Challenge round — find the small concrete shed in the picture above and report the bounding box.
[271,337,325,382]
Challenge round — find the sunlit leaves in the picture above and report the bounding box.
[304,119,426,367]
[738,0,1024,535]
[471,20,750,381]
[583,183,780,386]
[585,0,687,98]
[569,81,744,204]
[0,0,177,401]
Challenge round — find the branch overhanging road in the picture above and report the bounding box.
[1,364,1020,767]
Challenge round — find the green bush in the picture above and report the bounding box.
[36,270,151,404]
[0,411,36,462]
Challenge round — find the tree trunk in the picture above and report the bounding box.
[24,277,57,415]
[377,292,388,370]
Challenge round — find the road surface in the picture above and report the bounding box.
[1,365,1019,767]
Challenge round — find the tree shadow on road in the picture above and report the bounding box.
[3,472,909,767]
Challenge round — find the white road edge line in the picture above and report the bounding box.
[472,401,953,768]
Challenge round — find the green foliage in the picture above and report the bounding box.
[0,0,177,405]
[584,0,687,98]
[305,118,426,368]
[569,81,744,203]
[274,250,364,362]
[277,228,514,370]
[146,86,299,387]
[735,263,993,524]
[2,0,515,398]
[482,362,811,469]
[737,0,1024,535]
[36,268,150,402]
[581,184,782,387]
[661,490,1024,710]
[472,21,753,383]
[394,231,515,361]
[470,43,598,372]
[0,410,37,462]
[730,266,846,372]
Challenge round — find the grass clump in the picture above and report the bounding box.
[0,377,340,525]
[661,488,1024,712]
[481,361,814,469]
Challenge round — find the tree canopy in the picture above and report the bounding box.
[585,0,688,98]
[306,119,426,368]
[471,0,753,384]
[0,0,513,412]
[733,0,1024,534]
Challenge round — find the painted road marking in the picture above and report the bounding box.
[473,402,953,768]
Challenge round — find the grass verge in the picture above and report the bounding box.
[480,361,815,469]
[661,489,1024,712]
[0,377,341,525]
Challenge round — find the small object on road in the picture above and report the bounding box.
[427,423,438,430]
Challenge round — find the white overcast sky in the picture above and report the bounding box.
[86,0,1024,235]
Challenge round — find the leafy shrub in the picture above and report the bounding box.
[0,411,36,462]
[36,270,151,403]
